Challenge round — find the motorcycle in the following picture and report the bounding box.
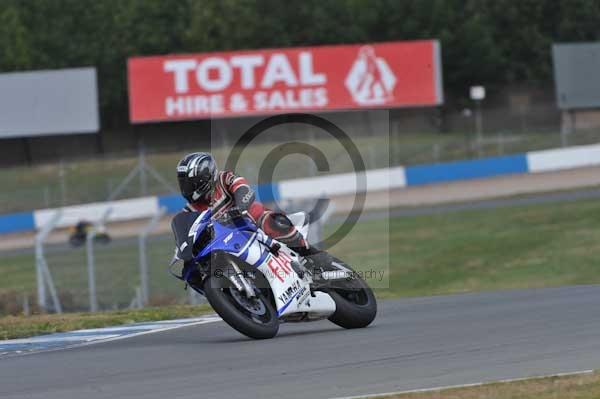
[169,208,377,339]
[68,220,111,247]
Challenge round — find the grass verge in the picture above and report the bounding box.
[5,197,600,305]
[380,371,599,399]
[325,197,600,298]
[4,195,600,338]
[0,304,212,340]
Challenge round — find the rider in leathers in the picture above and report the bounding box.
[176,152,310,252]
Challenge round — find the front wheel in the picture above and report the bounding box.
[204,273,279,339]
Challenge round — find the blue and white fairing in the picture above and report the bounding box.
[187,210,336,318]
[196,212,273,268]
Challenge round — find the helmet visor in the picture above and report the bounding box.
[178,173,213,202]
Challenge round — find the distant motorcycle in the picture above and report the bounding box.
[170,208,377,339]
[68,221,111,247]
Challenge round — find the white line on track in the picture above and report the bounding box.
[0,314,222,358]
[329,369,595,399]
[74,315,223,346]
[1,334,122,345]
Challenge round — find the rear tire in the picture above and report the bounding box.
[320,256,377,329]
[204,273,279,339]
[327,276,377,329]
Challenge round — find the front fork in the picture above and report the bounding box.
[226,259,256,298]
[183,255,259,300]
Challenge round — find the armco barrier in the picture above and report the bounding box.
[277,166,406,200]
[0,212,35,234]
[33,197,160,230]
[2,143,600,235]
[157,183,279,214]
[526,143,600,173]
[157,193,185,214]
[404,154,529,186]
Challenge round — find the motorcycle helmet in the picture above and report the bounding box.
[176,152,218,203]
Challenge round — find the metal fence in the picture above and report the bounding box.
[26,210,195,314]
[1,198,330,315]
[4,125,600,215]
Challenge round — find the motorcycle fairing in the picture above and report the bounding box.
[197,217,272,267]
[179,210,335,318]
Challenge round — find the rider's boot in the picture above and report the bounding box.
[260,211,322,258]
[278,229,320,256]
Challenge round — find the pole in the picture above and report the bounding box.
[59,160,67,206]
[86,207,112,312]
[43,186,50,208]
[35,210,63,312]
[136,286,142,309]
[86,231,98,312]
[34,243,46,310]
[41,257,62,313]
[138,238,147,305]
[560,110,574,147]
[23,294,30,316]
[475,100,483,157]
[139,145,147,196]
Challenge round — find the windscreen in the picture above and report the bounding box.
[170,212,205,261]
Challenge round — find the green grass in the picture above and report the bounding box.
[4,196,600,312]
[382,372,600,399]
[0,236,187,313]
[325,197,600,298]
[0,305,211,340]
[2,196,600,339]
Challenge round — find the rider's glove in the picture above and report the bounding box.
[227,207,245,219]
[233,185,255,211]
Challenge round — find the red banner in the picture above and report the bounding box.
[128,40,442,123]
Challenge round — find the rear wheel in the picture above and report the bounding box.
[204,272,279,339]
[327,275,377,329]
[318,256,377,329]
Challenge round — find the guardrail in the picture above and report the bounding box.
[2,142,600,235]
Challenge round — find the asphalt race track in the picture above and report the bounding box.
[2,285,600,399]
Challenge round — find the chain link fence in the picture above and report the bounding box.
[0,221,193,315]
[4,125,600,214]
[0,200,338,315]
[3,92,600,314]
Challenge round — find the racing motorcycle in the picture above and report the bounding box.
[169,208,377,339]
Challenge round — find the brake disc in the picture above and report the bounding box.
[230,288,266,316]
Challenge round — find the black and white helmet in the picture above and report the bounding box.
[176,152,218,203]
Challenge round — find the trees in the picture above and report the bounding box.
[0,2,32,71]
[1,0,598,126]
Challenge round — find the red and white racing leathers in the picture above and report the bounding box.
[183,171,307,249]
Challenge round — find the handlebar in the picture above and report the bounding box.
[214,207,249,224]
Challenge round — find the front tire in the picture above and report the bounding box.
[204,273,279,339]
